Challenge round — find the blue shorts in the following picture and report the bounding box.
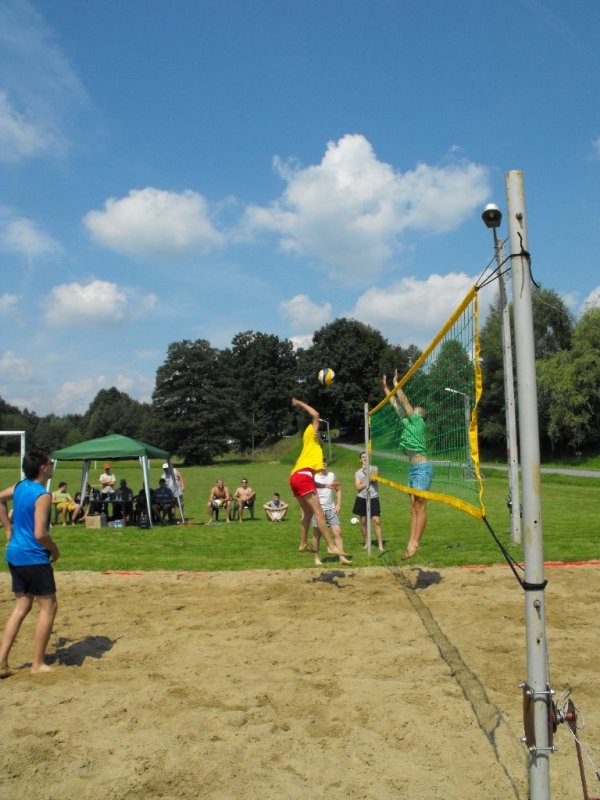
[8,562,56,597]
[408,462,434,491]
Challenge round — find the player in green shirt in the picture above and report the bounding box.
[383,372,434,560]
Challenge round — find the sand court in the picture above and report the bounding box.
[1,564,598,799]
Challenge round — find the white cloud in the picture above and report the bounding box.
[288,334,314,351]
[0,215,62,259]
[348,272,476,345]
[0,1,87,162]
[0,90,50,162]
[44,279,157,327]
[44,280,127,327]
[52,371,154,414]
[559,290,579,312]
[54,375,108,414]
[279,293,332,332]
[0,350,33,382]
[593,137,600,158]
[115,372,154,405]
[84,187,225,260]
[0,293,19,314]
[241,134,489,284]
[582,286,600,311]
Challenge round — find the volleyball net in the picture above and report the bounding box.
[369,285,485,519]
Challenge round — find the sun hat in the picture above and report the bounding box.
[162,463,169,469]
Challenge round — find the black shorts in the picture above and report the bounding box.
[352,497,381,518]
[8,563,56,597]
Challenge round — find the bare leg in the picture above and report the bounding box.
[297,509,309,551]
[360,517,368,548]
[296,494,343,555]
[311,529,322,565]
[372,515,384,551]
[402,496,427,559]
[331,524,351,564]
[31,595,57,673]
[0,594,34,676]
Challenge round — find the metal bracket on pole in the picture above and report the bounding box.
[521,682,558,753]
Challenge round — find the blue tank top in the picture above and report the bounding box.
[5,479,52,567]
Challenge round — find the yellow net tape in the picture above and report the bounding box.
[369,285,485,520]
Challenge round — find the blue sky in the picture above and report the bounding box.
[1,0,599,416]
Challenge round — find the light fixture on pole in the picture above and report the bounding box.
[444,387,474,477]
[482,204,521,545]
[319,418,332,463]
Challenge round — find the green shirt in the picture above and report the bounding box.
[399,412,427,455]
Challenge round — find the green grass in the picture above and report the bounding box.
[0,446,598,572]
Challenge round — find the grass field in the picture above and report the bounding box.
[0,443,598,572]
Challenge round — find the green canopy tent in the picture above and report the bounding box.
[51,434,182,526]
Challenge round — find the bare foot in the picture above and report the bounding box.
[298,544,309,552]
[314,556,323,566]
[327,546,347,557]
[378,545,385,552]
[340,555,352,565]
[31,664,53,674]
[401,545,418,560]
[0,666,16,679]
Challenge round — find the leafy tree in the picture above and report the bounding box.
[223,331,298,450]
[83,388,151,441]
[152,339,236,464]
[531,287,573,359]
[379,344,422,383]
[477,293,508,447]
[0,398,38,454]
[34,415,76,454]
[298,318,389,433]
[478,287,574,450]
[425,339,474,452]
[538,307,600,453]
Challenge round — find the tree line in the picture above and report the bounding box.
[1,287,598,463]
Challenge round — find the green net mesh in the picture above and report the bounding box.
[369,287,485,518]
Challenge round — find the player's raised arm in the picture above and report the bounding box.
[291,398,320,431]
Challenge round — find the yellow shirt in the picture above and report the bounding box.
[291,424,324,474]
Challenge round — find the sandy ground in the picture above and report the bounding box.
[1,563,599,800]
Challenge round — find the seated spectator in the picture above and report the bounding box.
[206,479,231,523]
[263,492,289,522]
[135,485,158,524]
[72,483,93,523]
[112,479,134,525]
[52,482,81,526]
[232,478,256,522]
[88,486,104,516]
[155,479,176,523]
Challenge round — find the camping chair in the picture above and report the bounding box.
[230,498,255,521]
[52,501,73,526]
[211,499,230,522]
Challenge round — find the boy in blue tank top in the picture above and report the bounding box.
[0,449,60,677]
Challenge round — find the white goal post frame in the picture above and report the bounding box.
[0,430,26,480]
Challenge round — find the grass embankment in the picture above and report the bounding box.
[0,442,598,572]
